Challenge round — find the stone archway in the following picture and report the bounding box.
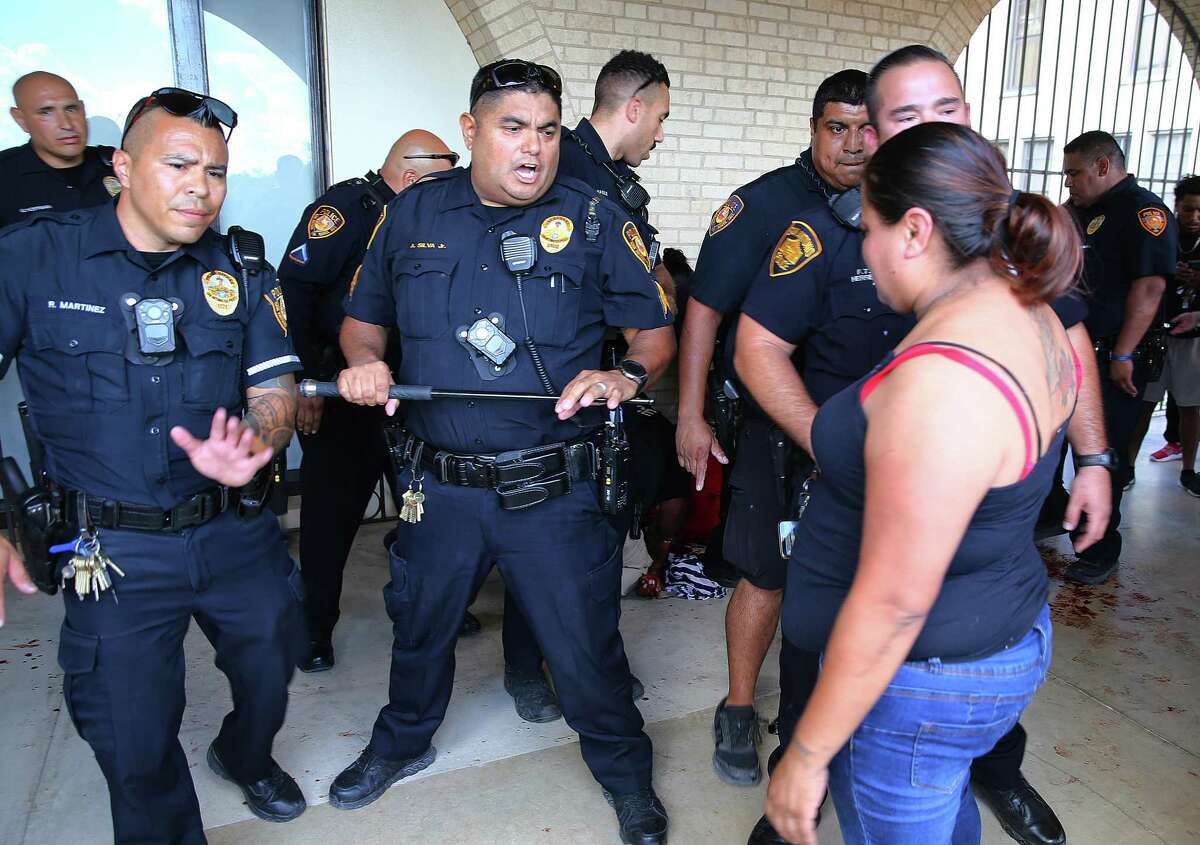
[440,0,583,126]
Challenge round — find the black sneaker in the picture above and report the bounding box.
[207,743,306,822]
[1181,470,1200,498]
[328,745,436,810]
[503,666,562,723]
[712,698,762,786]
[604,788,668,845]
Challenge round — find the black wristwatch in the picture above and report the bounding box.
[1074,448,1119,471]
[617,359,648,392]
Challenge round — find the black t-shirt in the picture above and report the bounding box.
[139,251,172,270]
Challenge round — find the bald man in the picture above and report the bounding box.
[1,71,120,228]
[279,130,459,671]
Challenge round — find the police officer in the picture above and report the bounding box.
[1062,130,1176,584]
[328,59,676,844]
[497,48,672,720]
[280,129,458,672]
[560,49,669,248]
[1,71,120,227]
[0,88,307,842]
[677,71,872,797]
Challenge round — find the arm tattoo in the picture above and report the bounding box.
[1032,306,1076,413]
[242,375,297,454]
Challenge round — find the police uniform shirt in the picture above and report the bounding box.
[0,202,301,509]
[345,168,673,453]
[559,119,658,247]
[739,164,913,406]
[689,156,815,316]
[0,142,119,228]
[277,175,392,378]
[1074,174,1178,339]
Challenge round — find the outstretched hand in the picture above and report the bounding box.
[0,536,37,627]
[170,408,274,488]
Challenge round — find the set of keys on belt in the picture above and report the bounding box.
[50,531,125,601]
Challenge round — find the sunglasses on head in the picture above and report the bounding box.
[403,152,461,167]
[470,60,562,108]
[122,87,238,145]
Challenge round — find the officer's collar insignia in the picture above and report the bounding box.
[708,194,744,236]
[540,215,574,253]
[1086,215,1105,236]
[622,221,652,272]
[1137,207,1167,237]
[102,176,122,197]
[307,204,346,239]
[201,270,240,316]
[288,243,309,265]
[769,220,823,277]
[264,284,288,336]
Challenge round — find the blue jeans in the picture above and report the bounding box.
[829,604,1052,845]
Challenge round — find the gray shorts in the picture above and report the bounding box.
[1143,336,1200,406]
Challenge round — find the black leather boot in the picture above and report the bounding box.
[328,745,437,810]
[298,636,334,672]
[207,743,306,822]
[605,788,668,844]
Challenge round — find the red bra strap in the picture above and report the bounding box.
[860,343,1039,479]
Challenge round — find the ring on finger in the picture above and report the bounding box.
[594,382,608,395]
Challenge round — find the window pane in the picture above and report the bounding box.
[1020,138,1052,194]
[0,0,175,479]
[202,0,319,267]
[0,0,174,150]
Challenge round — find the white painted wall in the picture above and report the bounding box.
[322,0,479,180]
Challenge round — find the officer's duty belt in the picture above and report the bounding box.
[393,431,599,510]
[65,486,230,532]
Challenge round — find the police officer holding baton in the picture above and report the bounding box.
[326,60,676,845]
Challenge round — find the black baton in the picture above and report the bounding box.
[299,379,654,405]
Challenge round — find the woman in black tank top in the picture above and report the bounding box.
[764,124,1084,845]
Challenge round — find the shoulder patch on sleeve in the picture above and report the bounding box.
[708,194,745,236]
[1137,207,1167,236]
[307,204,346,239]
[263,284,288,335]
[769,221,823,277]
[622,221,652,272]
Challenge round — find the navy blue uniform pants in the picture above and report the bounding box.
[370,474,653,794]
[298,400,390,640]
[56,511,306,844]
[1078,362,1152,566]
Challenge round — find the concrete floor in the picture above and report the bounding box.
[1,420,1198,845]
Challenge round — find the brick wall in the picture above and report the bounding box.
[445,0,993,260]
